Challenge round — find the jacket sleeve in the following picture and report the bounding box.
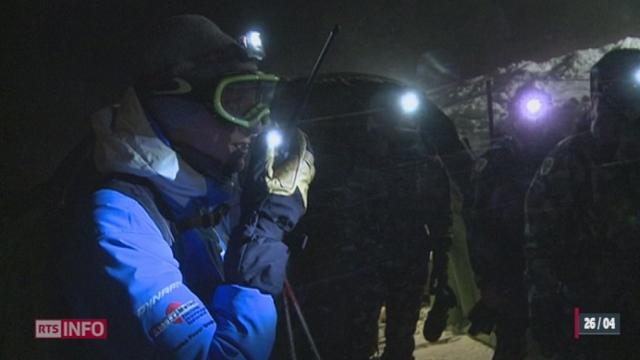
[524,143,580,299]
[93,189,276,359]
[523,148,578,351]
[466,154,506,286]
[423,157,453,242]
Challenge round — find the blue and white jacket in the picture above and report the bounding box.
[65,88,276,359]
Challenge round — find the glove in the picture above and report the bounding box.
[423,284,457,342]
[224,128,315,295]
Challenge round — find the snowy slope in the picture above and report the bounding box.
[427,37,640,153]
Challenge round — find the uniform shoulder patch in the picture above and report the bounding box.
[540,157,555,176]
[474,157,489,173]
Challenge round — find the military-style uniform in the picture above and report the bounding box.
[338,126,453,360]
[285,124,452,360]
[466,136,541,359]
[525,132,640,359]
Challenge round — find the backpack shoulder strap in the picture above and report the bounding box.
[102,175,176,247]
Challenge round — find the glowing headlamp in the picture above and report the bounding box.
[516,89,552,121]
[399,91,421,114]
[525,98,543,115]
[633,68,640,85]
[240,31,265,61]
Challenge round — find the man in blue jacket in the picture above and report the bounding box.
[61,15,315,359]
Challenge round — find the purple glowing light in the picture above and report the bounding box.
[517,89,552,121]
[525,98,543,115]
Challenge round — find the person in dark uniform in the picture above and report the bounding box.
[466,84,574,359]
[525,48,640,360]
[344,110,453,360]
[269,77,471,360]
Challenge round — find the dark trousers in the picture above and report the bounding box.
[346,255,429,360]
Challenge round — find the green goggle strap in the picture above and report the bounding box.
[213,73,279,128]
[245,103,271,124]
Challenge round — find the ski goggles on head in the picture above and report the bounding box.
[209,72,280,129]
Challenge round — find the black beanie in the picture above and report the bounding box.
[138,14,257,85]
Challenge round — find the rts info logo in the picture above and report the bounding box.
[35,319,108,339]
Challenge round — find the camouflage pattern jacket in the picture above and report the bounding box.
[525,132,640,342]
[333,129,454,269]
[467,137,543,291]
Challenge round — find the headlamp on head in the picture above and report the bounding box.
[239,31,265,61]
[399,91,421,114]
[590,49,640,122]
[514,88,552,122]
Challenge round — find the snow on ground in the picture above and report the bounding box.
[376,304,559,360]
[376,306,494,360]
[426,37,640,153]
[379,38,640,360]
[412,334,493,360]
[410,308,494,360]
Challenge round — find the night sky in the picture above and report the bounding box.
[3,0,640,194]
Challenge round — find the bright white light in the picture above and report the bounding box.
[634,68,640,84]
[399,91,420,114]
[266,129,283,150]
[247,31,263,50]
[526,98,543,115]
